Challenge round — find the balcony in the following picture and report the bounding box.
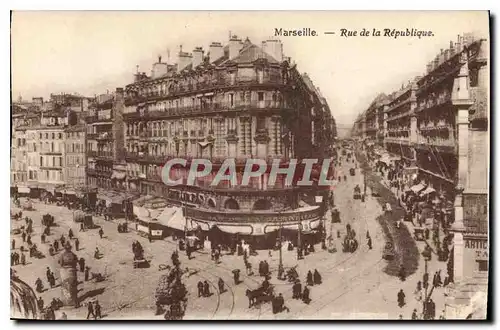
[86,168,112,178]
[125,152,167,164]
[124,100,290,121]
[87,150,113,159]
[125,78,289,105]
[86,116,113,124]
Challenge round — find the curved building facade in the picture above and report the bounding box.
[122,36,336,243]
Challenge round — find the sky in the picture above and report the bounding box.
[11,11,489,135]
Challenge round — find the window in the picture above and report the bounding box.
[229,93,234,108]
[258,92,264,102]
[477,260,488,272]
[52,133,55,140]
[39,133,42,139]
[58,133,62,139]
[51,142,54,152]
[40,156,43,167]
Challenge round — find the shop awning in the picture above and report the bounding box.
[420,187,436,196]
[157,206,187,231]
[18,187,30,194]
[218,224,253,235]
[410,183,426,193]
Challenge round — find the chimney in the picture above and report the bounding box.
[177,49,192,72]
[192,47,204,68]
[229,35,243,60]
[209,42,223,63]
[261,38,283,62]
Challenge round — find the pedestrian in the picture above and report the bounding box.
[218,278,225,293]
[80,223,85,232]
[292,280,302,299]
[49,272,55,288]
[20,253,26,265]
[94,247,100,259]
[436,270,442,287]
[306,270,314,286]
[79,257,85,272]
[197,281,204,297]
[75,238,80,251]
[12,239,15,250]
[186,246,192,260]
[60,312,68,320]
[85,266,90,281]
[46,267,52,282]
[35,278,43,293]
[68,229,74,240]
[313,269,322,285]
[99,228,104,239]
[86,301,95,320]
[411,309,418,320]
[203,280,210,297]
[416,280,422,293]
[54,240,59,252]
[439,309,446,320]
[95,300,102,319]
[37,297,44,310]
[397,289,405,308]
[429,299,436,320]
[41,234,46,244]
[302,286,311,304]
[21,232,26,243]
[60,235,65,246]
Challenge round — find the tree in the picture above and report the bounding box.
[10,271,39,319]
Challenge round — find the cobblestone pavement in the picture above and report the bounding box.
[10,155,448,320]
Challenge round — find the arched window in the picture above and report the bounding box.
[224,198,239,210]
[208,198,216,208]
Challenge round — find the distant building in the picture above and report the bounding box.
[64,124,87,189]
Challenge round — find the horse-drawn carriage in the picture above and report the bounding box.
[382,242,395,260]
[132,241,149,269]
[73,211,94,229]
[342,224,358,253]
[42,214,55,227]
[353,185,361,200]
[331,209,341,223]
[246,283,274,308]
[155,269,188,319]
[413,228,425,241]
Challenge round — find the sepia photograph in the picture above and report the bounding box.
[9,10,490,320]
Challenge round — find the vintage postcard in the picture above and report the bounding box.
[10,11,490,320]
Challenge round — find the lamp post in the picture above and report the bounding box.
[278,217,283,277]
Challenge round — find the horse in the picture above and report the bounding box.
[246,286,273,308]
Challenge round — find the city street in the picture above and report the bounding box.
[10,153,449,320]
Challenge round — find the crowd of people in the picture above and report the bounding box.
[361,143,452,320]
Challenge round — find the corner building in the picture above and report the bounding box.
[123,36,336,245]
